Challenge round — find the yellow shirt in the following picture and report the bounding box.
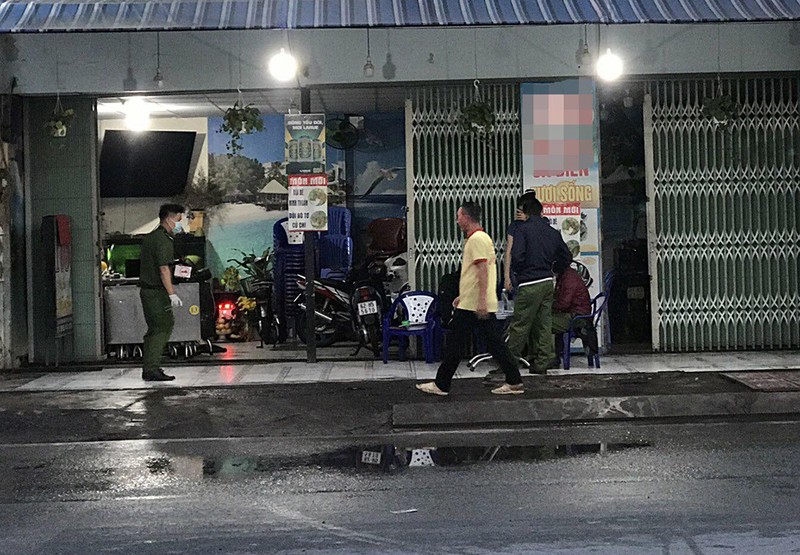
[458,229,499,313]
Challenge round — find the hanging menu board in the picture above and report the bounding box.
[288,174,328,232]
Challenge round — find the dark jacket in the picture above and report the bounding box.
[510,217,572,285]
[553,267,591,315]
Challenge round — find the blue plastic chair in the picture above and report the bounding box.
[326,206,351,236]
[562,271,614,370]
[318,234,353,280]
[382,291,438,364]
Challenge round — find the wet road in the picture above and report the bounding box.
[2,424,800,554]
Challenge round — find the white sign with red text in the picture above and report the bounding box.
[288,174,328,232]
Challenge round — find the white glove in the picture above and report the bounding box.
[169,294,183,308]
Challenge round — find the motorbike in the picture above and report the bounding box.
[293,273,387,356]
[244,277,280,348]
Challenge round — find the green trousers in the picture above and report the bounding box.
[552,311,572,334]
[506,280,554,370]
[140,288,174,373]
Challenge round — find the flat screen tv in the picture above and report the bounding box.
[99,130,197,197]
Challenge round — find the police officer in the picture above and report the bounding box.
[139,203,185,381]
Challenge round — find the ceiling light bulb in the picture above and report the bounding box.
[363,57,375,78]
[596,48,623,81]
[153,69,164,88]
[269,48,297,81]
[124,98,151,132]
[623,89,634,108]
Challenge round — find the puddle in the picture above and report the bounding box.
[195,442,650,477]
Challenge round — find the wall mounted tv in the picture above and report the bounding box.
[99,130,197,197]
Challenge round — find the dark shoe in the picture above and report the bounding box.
[142,369,175,381]
[545,358,561,370]
[530,358,560,374]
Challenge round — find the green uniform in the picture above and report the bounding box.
[139,225,175,373]
[506,280,555,370]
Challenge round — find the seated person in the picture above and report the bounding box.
[552,258,592,359]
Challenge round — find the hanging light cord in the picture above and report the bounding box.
[156,32,161,72]
[366,28,371,59]
[54,57,63,114]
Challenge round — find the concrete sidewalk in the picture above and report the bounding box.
[1,360,800,446]
[3,350,798,392]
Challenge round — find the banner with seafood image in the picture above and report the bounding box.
[521,78,604,346]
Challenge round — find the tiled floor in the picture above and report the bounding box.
[4,350,799,392]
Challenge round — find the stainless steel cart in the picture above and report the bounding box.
[104,281,202,359]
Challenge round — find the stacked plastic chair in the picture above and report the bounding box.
[272,218,305,339]
[273,207,354,339]
[318,206,352,280]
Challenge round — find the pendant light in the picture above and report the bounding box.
[596,48,623,81]
[269,48,297,81]
[152,32,164,88]
[363,28,374,78]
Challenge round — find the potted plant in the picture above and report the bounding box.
[458,100,495,137]
[702,94,738,129]
[46,107,75,137]
[219,101,264,155]
[227,248,274,285]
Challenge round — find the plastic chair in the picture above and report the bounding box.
[562,271,614,370]
[318,234,353,280]
[326,206,352,236]
[382,291,438,364]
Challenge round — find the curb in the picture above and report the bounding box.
[393,391,800,428]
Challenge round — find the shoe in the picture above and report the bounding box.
[529,358,560,375]
[491,383,525,395]
[545,358,561,370]
[415,382,449,396]
[142,369,175,382]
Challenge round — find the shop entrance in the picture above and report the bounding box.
[96,87,410,363]
[597,82,652,352]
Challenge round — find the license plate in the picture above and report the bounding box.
[358,301,378,316]
[361,450,382,465]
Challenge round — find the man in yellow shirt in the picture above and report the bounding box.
[416,201,524,396]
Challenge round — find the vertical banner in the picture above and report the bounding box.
[521,79,603,341]
[285,114,326,240]
[285,113,326,176]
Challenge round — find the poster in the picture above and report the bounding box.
[521,78,603,346]
[288,174,328,232]
[285,114,326,176]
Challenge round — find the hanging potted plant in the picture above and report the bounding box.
[702,77,738,129]
[219,100,264,156]
[45,97,75,138]
[702,94,738,129]
[457,80,495,138]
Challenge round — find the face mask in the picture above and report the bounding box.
[172,217,184,234]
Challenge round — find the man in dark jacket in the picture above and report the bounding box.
[552,258,597,361]
[552,258,591,334]
[506,197,571,373]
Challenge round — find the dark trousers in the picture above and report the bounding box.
[140,288,175,373]
[435,309,521,392]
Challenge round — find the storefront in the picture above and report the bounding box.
[2,4,800,367]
